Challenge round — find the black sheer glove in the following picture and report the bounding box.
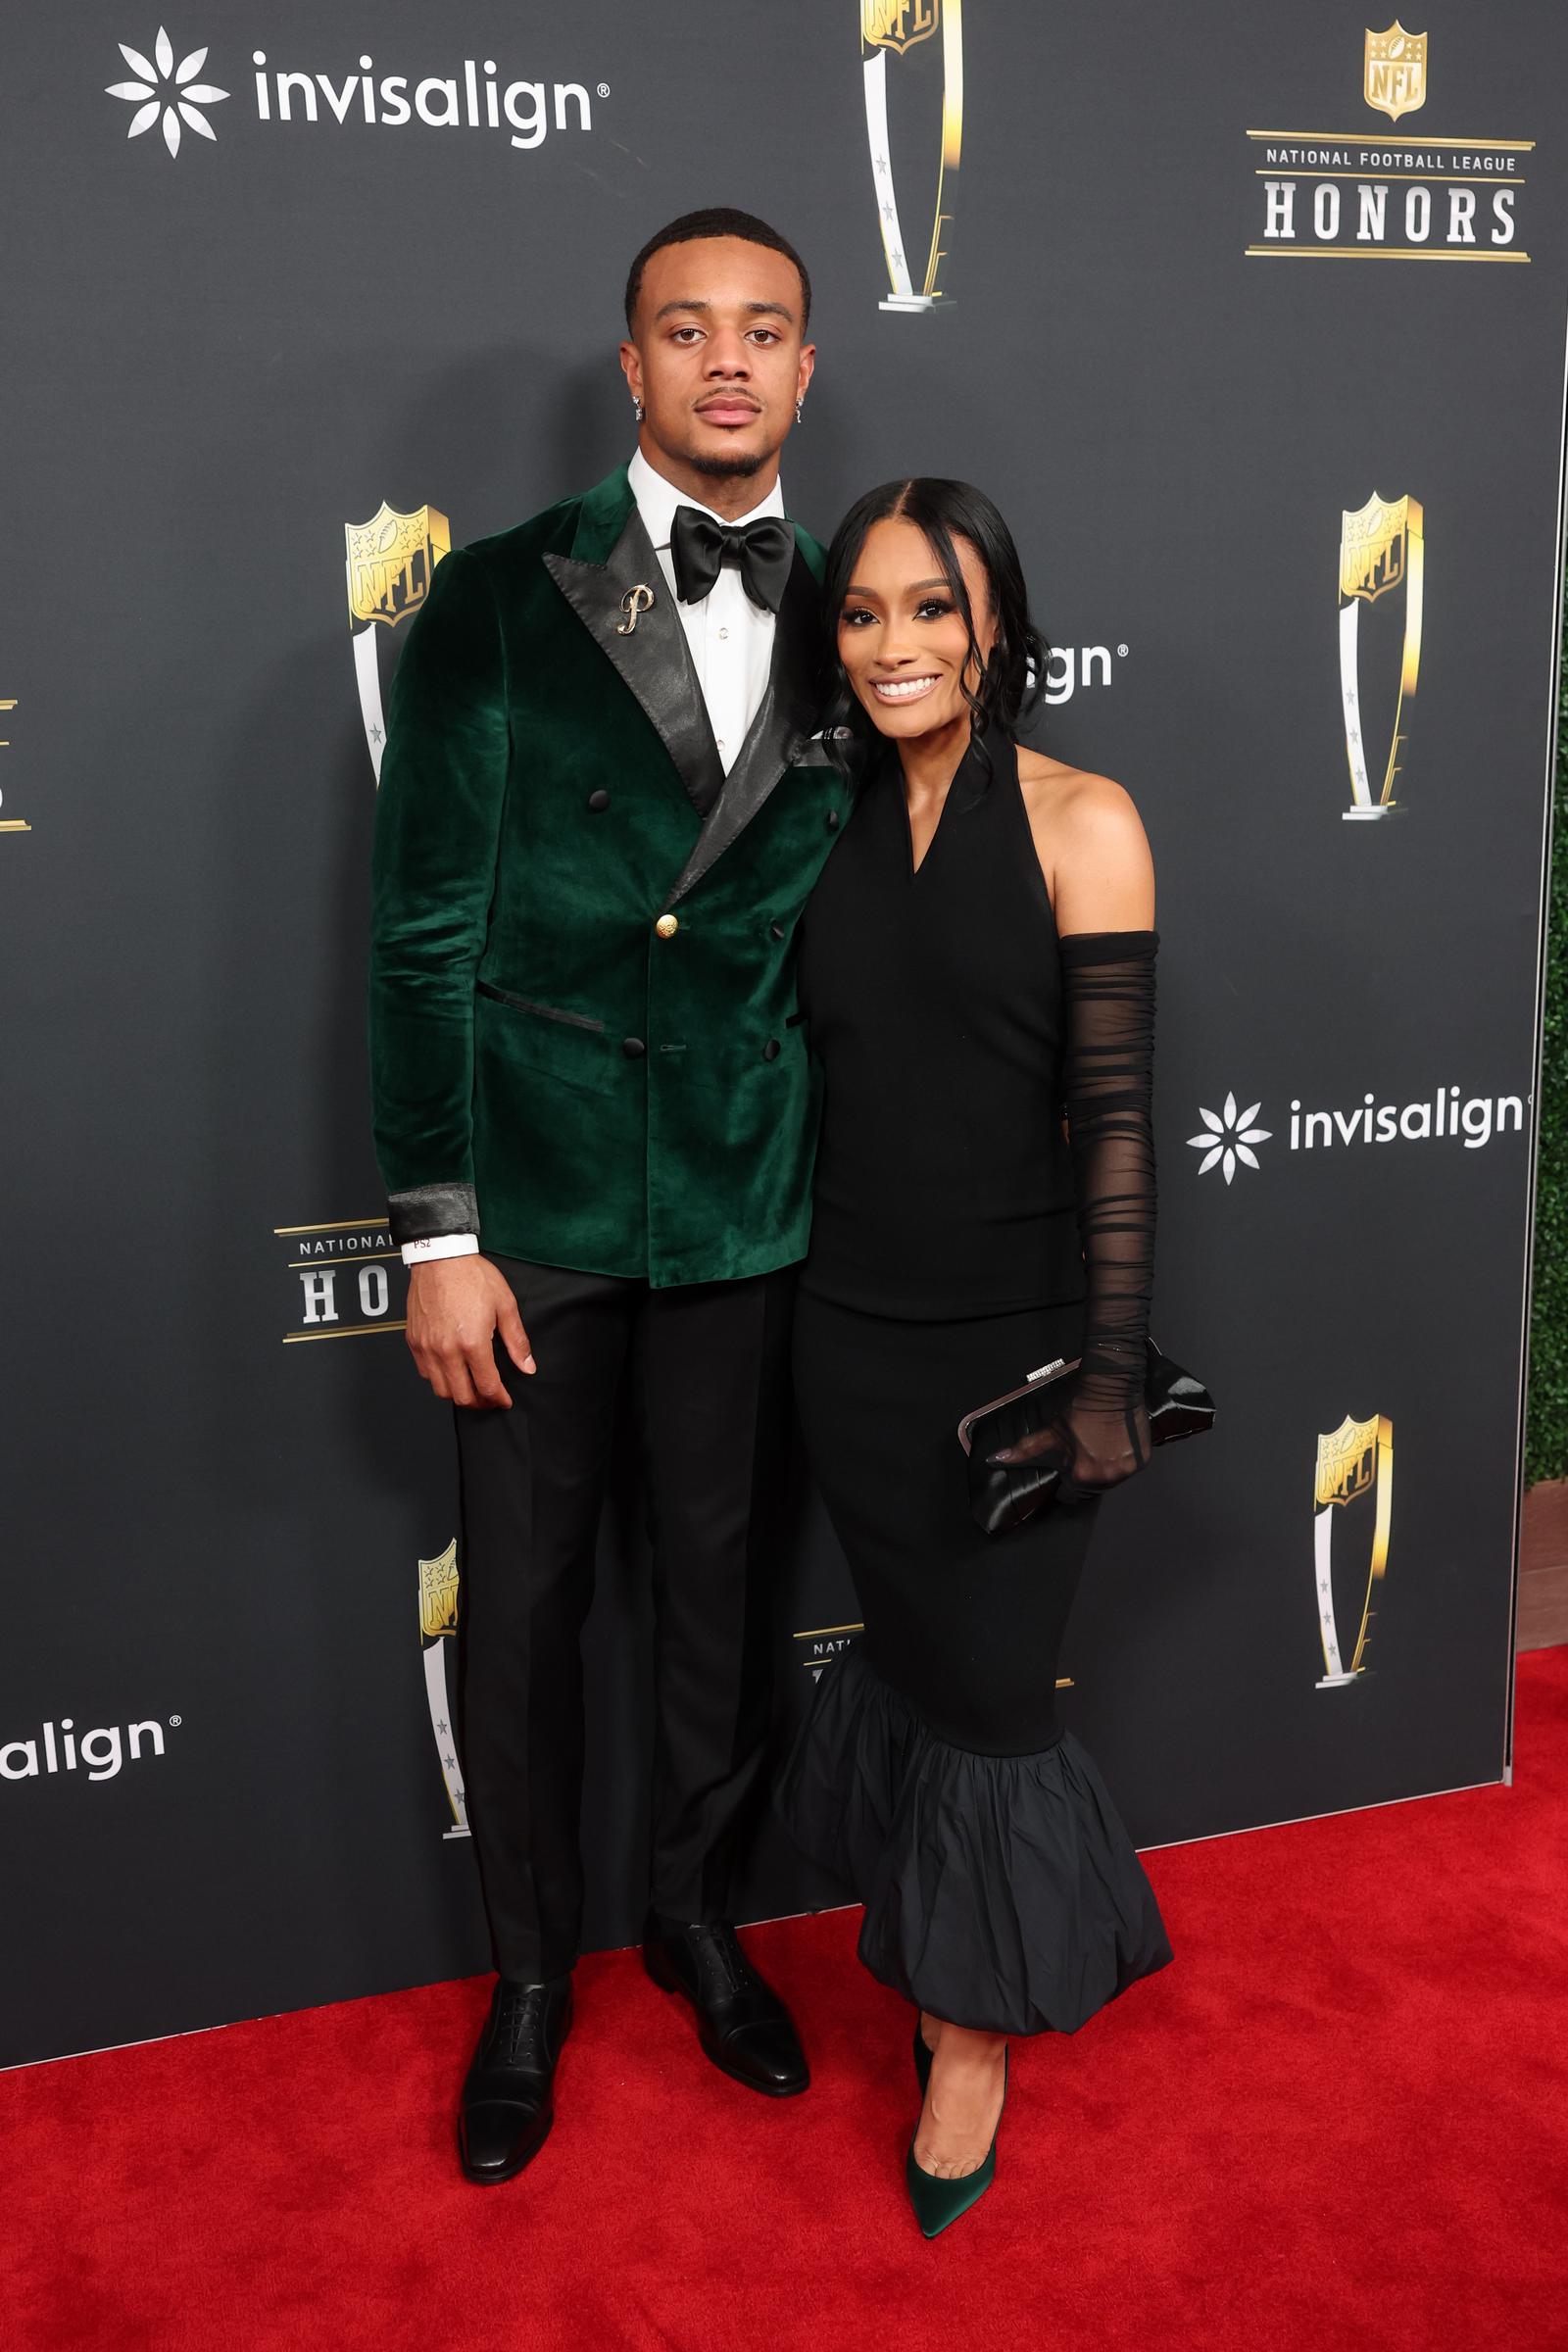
[1051,929,1158,1504]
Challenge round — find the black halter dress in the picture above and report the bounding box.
[777,731,1171,2037]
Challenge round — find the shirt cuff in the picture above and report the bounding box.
[402,1234,481,1268]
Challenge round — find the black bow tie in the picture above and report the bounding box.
[668,506,795,615]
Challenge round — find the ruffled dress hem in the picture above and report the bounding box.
[776,1642,1172,2037]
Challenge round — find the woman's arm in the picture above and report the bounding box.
[1019,760,1158,1500]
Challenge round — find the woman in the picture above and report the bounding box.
[778,481,1172,2237]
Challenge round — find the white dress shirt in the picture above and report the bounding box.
[627,446,786,775]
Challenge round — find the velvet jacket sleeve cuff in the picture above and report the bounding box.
[387,1181,481,1249]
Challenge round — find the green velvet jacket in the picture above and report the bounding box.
[368,466,849,1286]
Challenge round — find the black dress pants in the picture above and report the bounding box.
[453,1254,794,1984]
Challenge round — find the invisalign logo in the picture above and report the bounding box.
[250,50,601,152]
[1289,1090,1526,1151]
[1189,1084,1529,1186]
[1,1715,180,1784]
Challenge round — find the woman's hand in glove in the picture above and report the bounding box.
[991,1395,1151,1505]
[1052,1394,1151,1503]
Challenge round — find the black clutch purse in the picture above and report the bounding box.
[956,1337,1215,1537]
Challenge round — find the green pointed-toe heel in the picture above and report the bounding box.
[906,2048,1008,2240]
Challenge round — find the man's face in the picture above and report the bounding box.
[621,236,815,492]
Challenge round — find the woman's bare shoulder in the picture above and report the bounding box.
[1015,749,1144,839]
[1014,745,1153,925]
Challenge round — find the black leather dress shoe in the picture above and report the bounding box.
[642,1915,808,2097]
[458,1974,572,2184]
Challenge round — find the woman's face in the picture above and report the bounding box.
[836,515,997,743]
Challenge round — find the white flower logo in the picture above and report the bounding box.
[106,27,227,158]
[1188,1092,1271,1185]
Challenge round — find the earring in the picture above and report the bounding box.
[796,401,805,424]
[633,398,645,422]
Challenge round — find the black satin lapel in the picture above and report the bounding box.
[663,549,821,907]
[543,510,725,819]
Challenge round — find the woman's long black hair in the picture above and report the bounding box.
[819,478,1049,779]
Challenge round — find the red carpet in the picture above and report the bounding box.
[8,1651,1568,2352]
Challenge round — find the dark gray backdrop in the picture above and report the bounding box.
[4,1,1563,2069]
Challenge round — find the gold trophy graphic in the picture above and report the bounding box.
[859,0,963,313]
[1339,493,1423,820]
[1312,1412,1394,1688]
[345,502,451,782]
[418,1540,469,1838]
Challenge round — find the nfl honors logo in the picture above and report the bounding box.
[275,1217,403,1343]
[1364,23,1427,123]
[344,501,451,782]
[1247,23,1529,263]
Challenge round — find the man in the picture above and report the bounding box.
[368,210,847,2184]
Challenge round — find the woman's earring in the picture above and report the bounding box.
[633,397,645,422]
[796,400,805,424]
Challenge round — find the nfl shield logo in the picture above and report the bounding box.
[1340,493,1413,606]
[418,1540,461,1643]
[344,502,451,630]
[862,0,939,58]
[1364,23,1428,122]
[1314,1414,1381,1510]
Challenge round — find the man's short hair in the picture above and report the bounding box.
[623,208,812,335]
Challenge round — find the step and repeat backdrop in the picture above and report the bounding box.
[3,2,1564,2068]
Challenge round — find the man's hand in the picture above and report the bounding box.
[406,1256,534,1408]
